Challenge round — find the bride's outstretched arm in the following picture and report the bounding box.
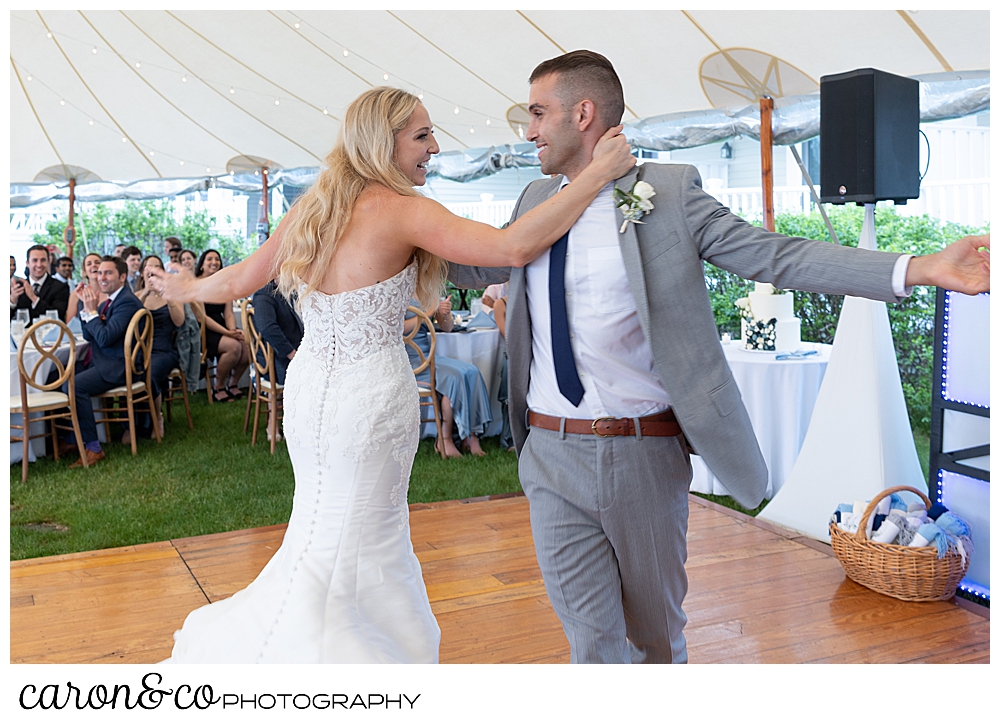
[150,207,297,304]
[399,126,635,268]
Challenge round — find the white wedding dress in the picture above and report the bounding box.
[166,261,440,663]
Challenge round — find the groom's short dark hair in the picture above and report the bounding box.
[529,50,625,130]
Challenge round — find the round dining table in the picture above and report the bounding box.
[689,341,832,500]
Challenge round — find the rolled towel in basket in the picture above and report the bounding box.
[871,518,901,544]
[927,502,949,521]
[935,511,970,538]
[889,494,909,513]
[908,523,948,558]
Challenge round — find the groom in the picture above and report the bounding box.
[449,50,989,664]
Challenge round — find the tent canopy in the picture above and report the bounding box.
[11,9,990,188]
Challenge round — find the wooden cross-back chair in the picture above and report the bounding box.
[404,305,445,458]
[241,300,284,454]
[199,312,219,405]
[10,319,88,481]
[93,308,162,455]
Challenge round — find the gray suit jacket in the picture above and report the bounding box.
[449,163,903,508]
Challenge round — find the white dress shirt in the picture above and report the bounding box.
[526,181,673,419]
[525,177,915,421]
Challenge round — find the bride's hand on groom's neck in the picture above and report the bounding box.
[583,125,634,184]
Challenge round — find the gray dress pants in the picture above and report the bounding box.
[518,424,691,663]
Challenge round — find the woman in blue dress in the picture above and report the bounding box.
[405,298,492,457]
[135,255,184,437]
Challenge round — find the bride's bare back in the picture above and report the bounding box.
[306,185,421,297]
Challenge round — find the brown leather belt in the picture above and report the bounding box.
[528,409,681,438]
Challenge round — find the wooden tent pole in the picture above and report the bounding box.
[759,96,775,232]
[63,178,77,259]
[257,168,270,245]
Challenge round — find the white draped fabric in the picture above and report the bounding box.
[689,342,832,500]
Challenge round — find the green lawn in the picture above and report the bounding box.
[10,394,522,561]
[9,393,933,562]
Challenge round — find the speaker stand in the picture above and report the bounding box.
[758,204,925,540]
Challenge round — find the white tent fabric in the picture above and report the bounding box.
[10,9,990,188]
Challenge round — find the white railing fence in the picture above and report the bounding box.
[442,200,518,228]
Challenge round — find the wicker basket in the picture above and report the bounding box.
[829,485,970,602]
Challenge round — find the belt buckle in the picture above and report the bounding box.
[591,416,616,437]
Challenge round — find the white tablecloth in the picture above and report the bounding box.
[433,328,506,438]
[689,341,832,500]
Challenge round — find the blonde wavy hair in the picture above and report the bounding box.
[274,87,447,309]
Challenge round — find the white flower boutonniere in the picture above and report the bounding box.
[613,180,656,233]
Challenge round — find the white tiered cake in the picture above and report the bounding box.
[739,283,801,352]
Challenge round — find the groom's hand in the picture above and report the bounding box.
[905,234,990,295]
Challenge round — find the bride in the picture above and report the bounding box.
[150,86,635,663]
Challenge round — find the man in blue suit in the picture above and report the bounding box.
[66,255,143,467]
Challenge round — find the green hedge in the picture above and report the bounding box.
[705,205,987,433]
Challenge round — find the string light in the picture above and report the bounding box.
[122,137,127,142]
[179,160,184,166]
[454,106,460,114]
[417,92,424,100]
[46,32,52,38]
[294,22,300,28]
[135,61,141,68]
[469,127,475,134]
[383,72,389,81]
[181,76,187,82]
[229,87,235,94]
[274,98,280,105]
[343,48,349,56]
[322,108,328,115]
[149,151,154,156]
[92,47,98,54]
[26,75,32,81]
[485,118,491,126]
[60,99,66,105]
[206,167,211,172]
[88,119,94,125]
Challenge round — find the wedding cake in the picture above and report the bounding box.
[735,283,801,352]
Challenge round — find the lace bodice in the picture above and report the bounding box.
[297,261,417,368]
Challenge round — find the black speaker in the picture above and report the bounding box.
[819,68,920,205]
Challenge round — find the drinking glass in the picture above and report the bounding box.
[11,320,25,339]
[470,298,483,316]
[16,309,29,324]
[45,310,59,320]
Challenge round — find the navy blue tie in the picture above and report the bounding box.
[548,232,584,406]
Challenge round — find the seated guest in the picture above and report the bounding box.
[64,256,143,467]
[251,280,303,385]
[481,283,508,312]
[197,249,249,402]
[66,253,105,324]
[135,256,184,438]
[53,256,75,285]
[164,236,183,265]
[10,255,16,279]
[122,246,142,291]
[10,244,70,322]
[405,298,493,458]
[178,249,198,273]
[175,249,205,391]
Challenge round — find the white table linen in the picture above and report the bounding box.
[689,341,832,500]
[432,328,506,438]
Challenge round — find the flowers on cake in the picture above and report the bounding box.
[734,282,802,352]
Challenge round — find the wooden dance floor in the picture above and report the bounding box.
[10,494,989,664]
